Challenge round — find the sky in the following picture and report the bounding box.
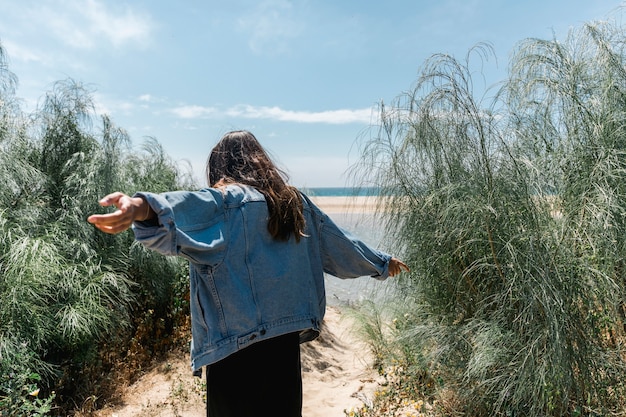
[0,0,624,188]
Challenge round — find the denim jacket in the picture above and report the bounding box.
[132,184,391,371]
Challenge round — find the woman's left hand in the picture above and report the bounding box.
[388,257,410,277]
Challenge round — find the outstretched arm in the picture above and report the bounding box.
[87,192,155,234]
[388,257,410,277]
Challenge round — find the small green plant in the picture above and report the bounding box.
[0,340,55,417]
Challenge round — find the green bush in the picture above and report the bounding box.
[0,41,194,414]
[354,19,626,417]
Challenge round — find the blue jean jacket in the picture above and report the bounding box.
[132,184,391,370]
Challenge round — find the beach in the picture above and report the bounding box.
[91,306,379,417]
[309,195,382,215]
[89,195,386,417]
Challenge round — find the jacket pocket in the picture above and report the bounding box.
[190,265,228,350]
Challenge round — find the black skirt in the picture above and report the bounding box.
[206,331,302,417]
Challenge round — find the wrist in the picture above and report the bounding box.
[134,197,151,221]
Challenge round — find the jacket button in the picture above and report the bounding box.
[260,329,266,335]
[249,334,257,341]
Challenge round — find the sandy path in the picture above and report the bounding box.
[92,306,377,417]
[301,307,378,416]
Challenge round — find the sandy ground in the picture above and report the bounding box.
[308,195,381,214]
[91,306,378,417]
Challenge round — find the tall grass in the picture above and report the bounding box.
[353,20,626,416]
[0,41,193,415]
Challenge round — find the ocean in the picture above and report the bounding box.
[304,189,392,308]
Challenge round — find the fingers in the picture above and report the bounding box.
[87,210,131,234]
[398,260,410,272]
[388,258,410,277]
[98,192,127,207]
[87,210,124,225]
[88,192,134,234]
[90,221,121,234]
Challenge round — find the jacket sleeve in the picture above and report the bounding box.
[303,195,392,280]
[131,189,227,265]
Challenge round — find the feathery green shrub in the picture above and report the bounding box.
[354,20,626,416]
[0,41,193,415]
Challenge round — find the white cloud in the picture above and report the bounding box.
[168,103,375,125]
[4,0,153,51]
[170,105,219,119]
[238,0,305,54]
[92,92,143,118]
[227,105,374,124]
[80,0,153,47]
[1,40,43,64]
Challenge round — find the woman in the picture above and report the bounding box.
[88,130,409,417]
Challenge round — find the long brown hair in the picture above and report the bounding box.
[206,130,305,242]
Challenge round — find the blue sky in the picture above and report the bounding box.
[0,0,623,187]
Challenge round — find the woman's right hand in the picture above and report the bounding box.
[87,192,152,234]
